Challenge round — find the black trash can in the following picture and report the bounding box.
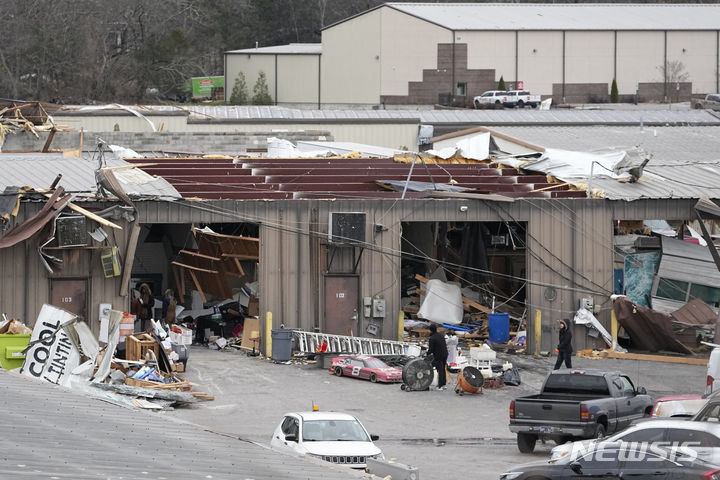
[271,329,293,361]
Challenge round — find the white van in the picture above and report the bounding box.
[706,347,720,395]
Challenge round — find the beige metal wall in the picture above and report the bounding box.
[321,8,382,104]
[565,31,615,85]
[0,202,135,334]
[225,54,276,102]
[667,31,718,94]
[4,196,697,350]
[616,32,665,94]
[277,55,320,104]
[379,7,452,96]
[167,121,420,150]
[52,114,188,133]
[517,31,564,95]
[465,31,516,85]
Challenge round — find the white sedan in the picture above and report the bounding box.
[270,411,384,469]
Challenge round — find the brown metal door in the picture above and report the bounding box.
[50,278,88,320]
[324,275,359,336]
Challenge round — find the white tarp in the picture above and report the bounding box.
[263,137,335,158]
[417,279,463,325]
[20,304,80,386]
[426,132,490,161]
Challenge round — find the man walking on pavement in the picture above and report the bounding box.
[427,323,449,390]
[554,319,573,370]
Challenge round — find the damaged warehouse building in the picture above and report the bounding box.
[2,102,720,358]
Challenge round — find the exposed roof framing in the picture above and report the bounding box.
[126,156,584,200]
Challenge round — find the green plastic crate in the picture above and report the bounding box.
[0,334,31,370]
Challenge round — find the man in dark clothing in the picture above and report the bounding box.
[426,323,449,390]
[554,319,573,370]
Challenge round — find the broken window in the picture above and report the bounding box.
[655,278,689,302]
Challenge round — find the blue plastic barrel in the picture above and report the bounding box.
[488,313,510,343]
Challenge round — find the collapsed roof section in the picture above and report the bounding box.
[125,153,585,200]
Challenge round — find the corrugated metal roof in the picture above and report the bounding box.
[0,369,371,480]
[0,153,181,200]
[226,43,321,55]
[64,104,720,126]
[490,125,720,200]
[386,3,720,31]
[419,109,720,126]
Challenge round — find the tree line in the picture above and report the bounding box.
[1,0,716,104]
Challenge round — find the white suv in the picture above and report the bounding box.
[473,90,508,108]
[271,411,384,469]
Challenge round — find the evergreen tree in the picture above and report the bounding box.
[497,76,506,90]
[229,72,249,105]
[252,71,273,105]
[610,79,619,103]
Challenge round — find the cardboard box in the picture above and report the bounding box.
[126,333,159,362]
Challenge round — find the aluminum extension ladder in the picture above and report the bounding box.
[293,330,416,356]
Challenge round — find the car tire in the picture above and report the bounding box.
[334,366,343,377]
[474,99,480,109]
[517,100,525,108]
[370,373,377,383]
[517,433,537,453]
[594,423,606,439]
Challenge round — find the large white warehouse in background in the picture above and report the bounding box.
[225,3,720,108]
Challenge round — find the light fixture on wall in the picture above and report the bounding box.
[459,205,468,212]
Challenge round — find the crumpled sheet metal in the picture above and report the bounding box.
[0,187,70,249]
[613,296,692,354]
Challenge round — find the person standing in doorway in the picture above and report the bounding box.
[427,323,449,390]
[554,319,573,370]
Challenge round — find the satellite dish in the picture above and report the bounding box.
[401,357,434,391]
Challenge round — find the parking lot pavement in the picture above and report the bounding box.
[170,346,707,480]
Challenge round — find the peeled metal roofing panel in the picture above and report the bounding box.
[386,3,720,31]
[0,370,369,480]
[490,125,720,200]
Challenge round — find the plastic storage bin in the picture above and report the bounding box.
[488,313,510,344]
[0,334,31,370]
[271,329,293,362]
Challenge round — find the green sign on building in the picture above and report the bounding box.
[191,76,224,97]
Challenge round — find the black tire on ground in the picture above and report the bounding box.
[556,435,573,445]
[474,99,481,109]
[594,423,606,439]
[531,103,538,108]
[517,100,525,108]
[494,100,501,105]
[334,366,343,377]
[517,433,537,453]
[370,373,377,383]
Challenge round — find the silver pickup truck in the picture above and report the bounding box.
[509,369,653,453]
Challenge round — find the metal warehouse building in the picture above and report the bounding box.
[225,3,720,108]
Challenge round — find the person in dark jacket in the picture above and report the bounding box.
[426,323,449,390]
[554,319,573,370]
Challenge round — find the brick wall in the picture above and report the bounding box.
[552,83,609,104]
[381,44,497,108]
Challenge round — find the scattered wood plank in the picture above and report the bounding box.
[580,349,708,365]
[91,383,197,403]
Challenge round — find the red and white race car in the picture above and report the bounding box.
[329,355,403,383]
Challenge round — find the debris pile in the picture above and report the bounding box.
[2,304,212,410]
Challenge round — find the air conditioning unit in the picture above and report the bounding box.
[328,212,366,244]
[56,215,87,247]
